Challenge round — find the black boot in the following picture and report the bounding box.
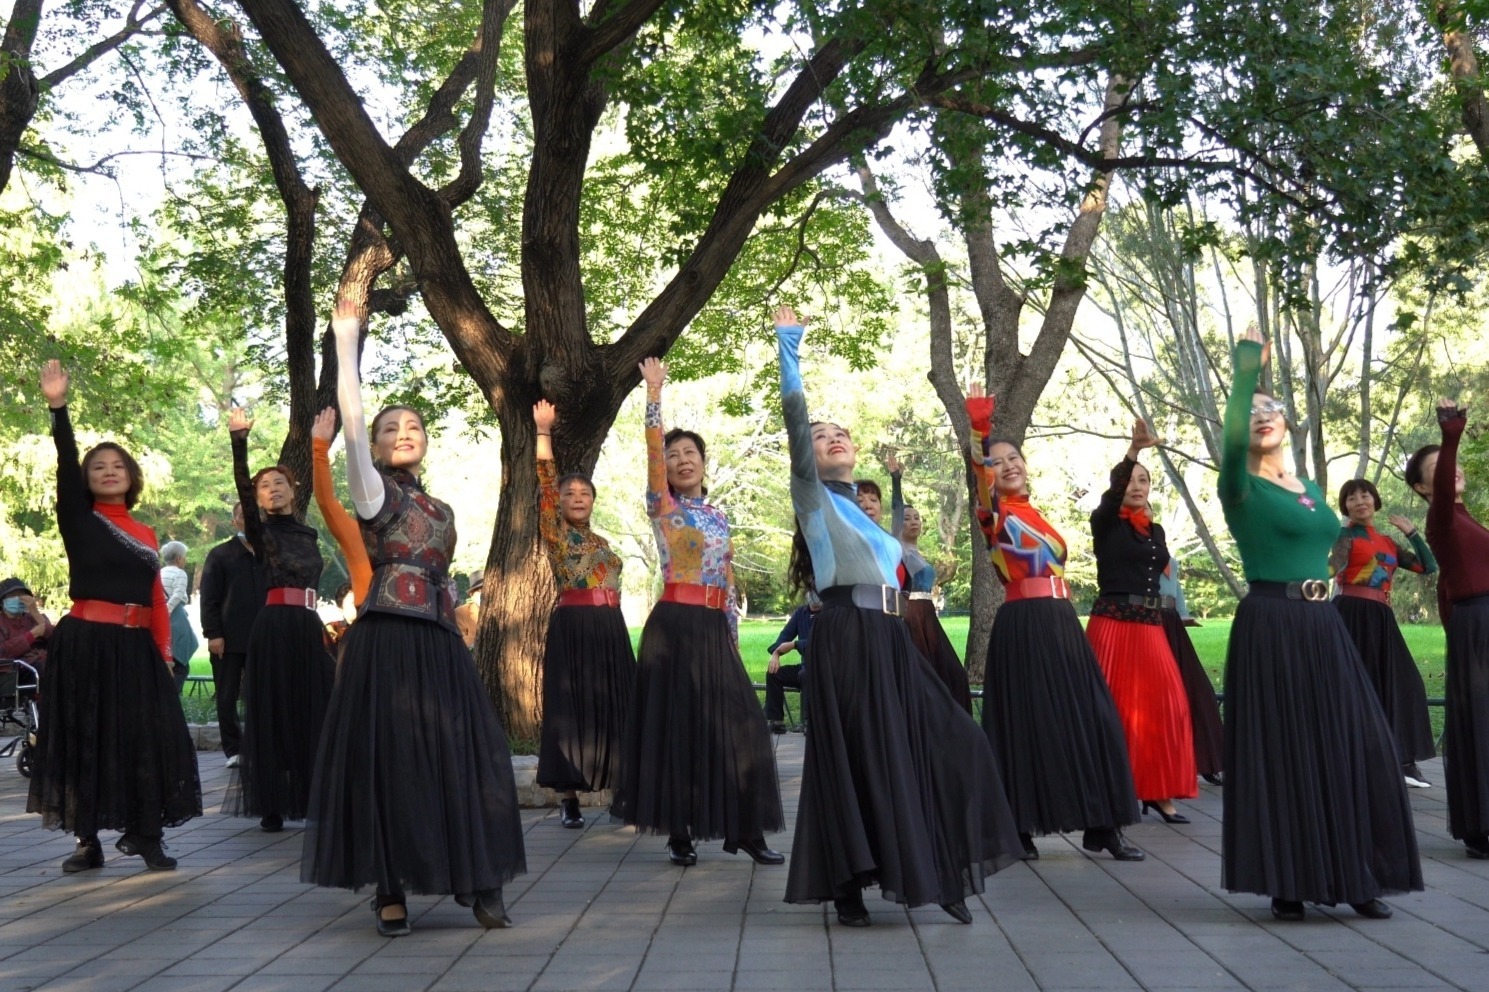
[560,797,585,829]
[61,836,103,873]
[1081,827,1144,862]
[834,890,870,927]
[116,833,177,871]
[666,836,697,866]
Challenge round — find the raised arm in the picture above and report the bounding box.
[1219,329,1267,507]
[964,387,1000,549]
[1389,514,1437,575]
[332,303,385,520]
[887,455,905,538]
[1095,419,1160,537]
[774,308,822,514]
[1428,402,1465,545]
[639,358,672,519]
[312,408,372,602]
[533,400,565,551]
[228,408,266,555]
[41,362,87,518]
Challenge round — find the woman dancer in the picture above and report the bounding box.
[776,308,1021,927]
[1408,401,1489,858]
[855,479,884,524]
[884,455,972,712]
[1085,422,1196,824]
[1330,478,1437,788]
[303,304,525,937]
[532,399,635,829]
[1159,562,1225,786]
[224,408,335,834]
[311,408,372,608]
[611,358,784,867]
[966,388,1142,862]
[1219,326,1420,921]
[27,361,201,872]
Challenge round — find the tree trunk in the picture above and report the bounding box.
[1436,1,1489,162]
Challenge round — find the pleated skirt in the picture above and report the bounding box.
[785,602,1022,906]
[536,603,635,792]
[903,599,973,714]
[301,613,526,895]
[224,605,335,821]
[1336,596,1436,765]
[27,616,201,837]
[981,597,1139,835]
[1222,592,1422,902]
[610,600,783,842]
[1443,597,1489,841]
[1087,614,1196,801]
[1161,609,1224,777]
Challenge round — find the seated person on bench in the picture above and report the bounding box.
[1,577,52,676]
[764,591,820,733]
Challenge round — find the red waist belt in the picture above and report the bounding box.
[558,588,620,608]
[70,599,153,628]
[266,587,318,608]
[660,582,729,610]
[1339,585,1390,605]
[1003,576,1071,603]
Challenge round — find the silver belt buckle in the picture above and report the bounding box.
[1300,579,1329,602]
[880,585,901,617]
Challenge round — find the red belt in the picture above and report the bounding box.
[660,582,729,610]
[1340,585,1390,605]
[266,587,318,608]
[1003,576,1071,603]
[69,599,153,628]
[558,588,620,608]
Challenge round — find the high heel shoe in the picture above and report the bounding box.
[666,837,697,866]
[372,894,411,937]
[724,838,785,865]
[941,900,972,925]
[1018,833,1039,861]
[1142,801,1190,825]
[834,892,870,927]
[1201,772,1224,787]
[457,889,512,929]
[115,833,177,871]
[1270,898,1305,922]
[1081,828,1145,861]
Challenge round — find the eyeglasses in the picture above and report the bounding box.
[1250,399,1286,420]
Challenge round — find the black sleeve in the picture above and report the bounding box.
[1091,457,1136,538]
[198,546,226,640]
[52,406,86,522]
[231,430,266,558]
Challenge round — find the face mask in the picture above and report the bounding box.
[2,597,24,616]
[236,530,246,540]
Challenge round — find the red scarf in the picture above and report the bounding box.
[1119,505,1152,537]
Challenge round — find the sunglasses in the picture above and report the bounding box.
[1250,399,1286,420]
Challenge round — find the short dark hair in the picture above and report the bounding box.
[333,582,353,604]
[986,437,1024,458]
[855,479,882,500]
[557,472,596,499]
[663,428,708,496]
[372,404,426,438]
[1337,478,1382,515]
[251,464,300,490]
[1405,445,1440,502]
[81,442,145,509]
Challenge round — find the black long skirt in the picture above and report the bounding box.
[1336,596,1436,766]
[224,605,334,821]
[610,600,783,842]
[785,602,1022,907]
[1222,593,1422,903]
[301,612,526,895]
[1443,597,1489,841]
[536,603,635,792]
[981,597,1138,835]
[903,599,973,714]
[1161,609,1225,777]
[27,616,201,837]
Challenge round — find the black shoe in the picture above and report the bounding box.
[260,813,283,833]
[1270,898,1305,922]
[115,833,177,871]
[1142,801,1191,825]
[768,720,787,735]
[667,837,697,867]
[1018,833,1039,861]
[1201,772,1224,787]
[726,838,785,865]
[1351,899,1392,920]
[1082,828,1145,862]
[61,836,103,873]
[460,889,511,929]
[834,893,870,927]
[941,900,972,925]
[560,797,585,829]
[1466,840,1489,860]
[372,895,411,937]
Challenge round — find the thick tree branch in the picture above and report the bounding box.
[1434,0,1489,162]
[582,0,668,62]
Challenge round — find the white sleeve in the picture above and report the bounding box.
[162,567,188,612]
[334,316,385,520]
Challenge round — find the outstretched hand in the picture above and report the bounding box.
[533,399,557,432]
[40,360,69,408]
[228,407,253,434]
[884,453,904,475]
[1242,321,1270,366]
[331,299,362,339]
[1388,514,1417,536]
[639,357,666,389]
[311,407,337,443]
[1129,418,1161,452]
[773,304,805,328]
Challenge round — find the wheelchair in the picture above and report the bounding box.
[0,658,40,777]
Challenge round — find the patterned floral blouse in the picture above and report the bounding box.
[360,469,460,634]
[965,397,1068,584]
[538,458,622,591]
[1329,524,1436,593]
[644,386,736,631]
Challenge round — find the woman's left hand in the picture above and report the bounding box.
[1388,514,1417,536]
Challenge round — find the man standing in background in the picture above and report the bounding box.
[198,503,266,766]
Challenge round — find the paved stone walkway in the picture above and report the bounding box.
[2,738,1486,992]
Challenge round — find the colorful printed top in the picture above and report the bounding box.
[360,469,461,633]
[1329,524,1435,593]
[51,406,172,662]
[889,470,935,592]
[313,437,372,605]
[645,386,735,596]
[778,324,903,591]
[1218,341,1339,582]
[538,458,622,592]
[965,397,1067,584]
[1425,408,1489,613]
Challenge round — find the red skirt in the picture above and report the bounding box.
[1087,615,1196,801]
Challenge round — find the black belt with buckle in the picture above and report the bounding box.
[1248,579,1331,603]
[820,584,908,617]
[1105,593,1177,610]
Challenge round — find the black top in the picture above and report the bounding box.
[1090,457,1170,598]
[231,431,324,589]
[197,536,267,648]
[51,406,160,604]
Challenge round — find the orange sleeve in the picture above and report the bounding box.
[314,437,373,604]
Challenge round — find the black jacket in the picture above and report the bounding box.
[198,536,266,650]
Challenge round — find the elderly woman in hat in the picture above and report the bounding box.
[1,577,53,674]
